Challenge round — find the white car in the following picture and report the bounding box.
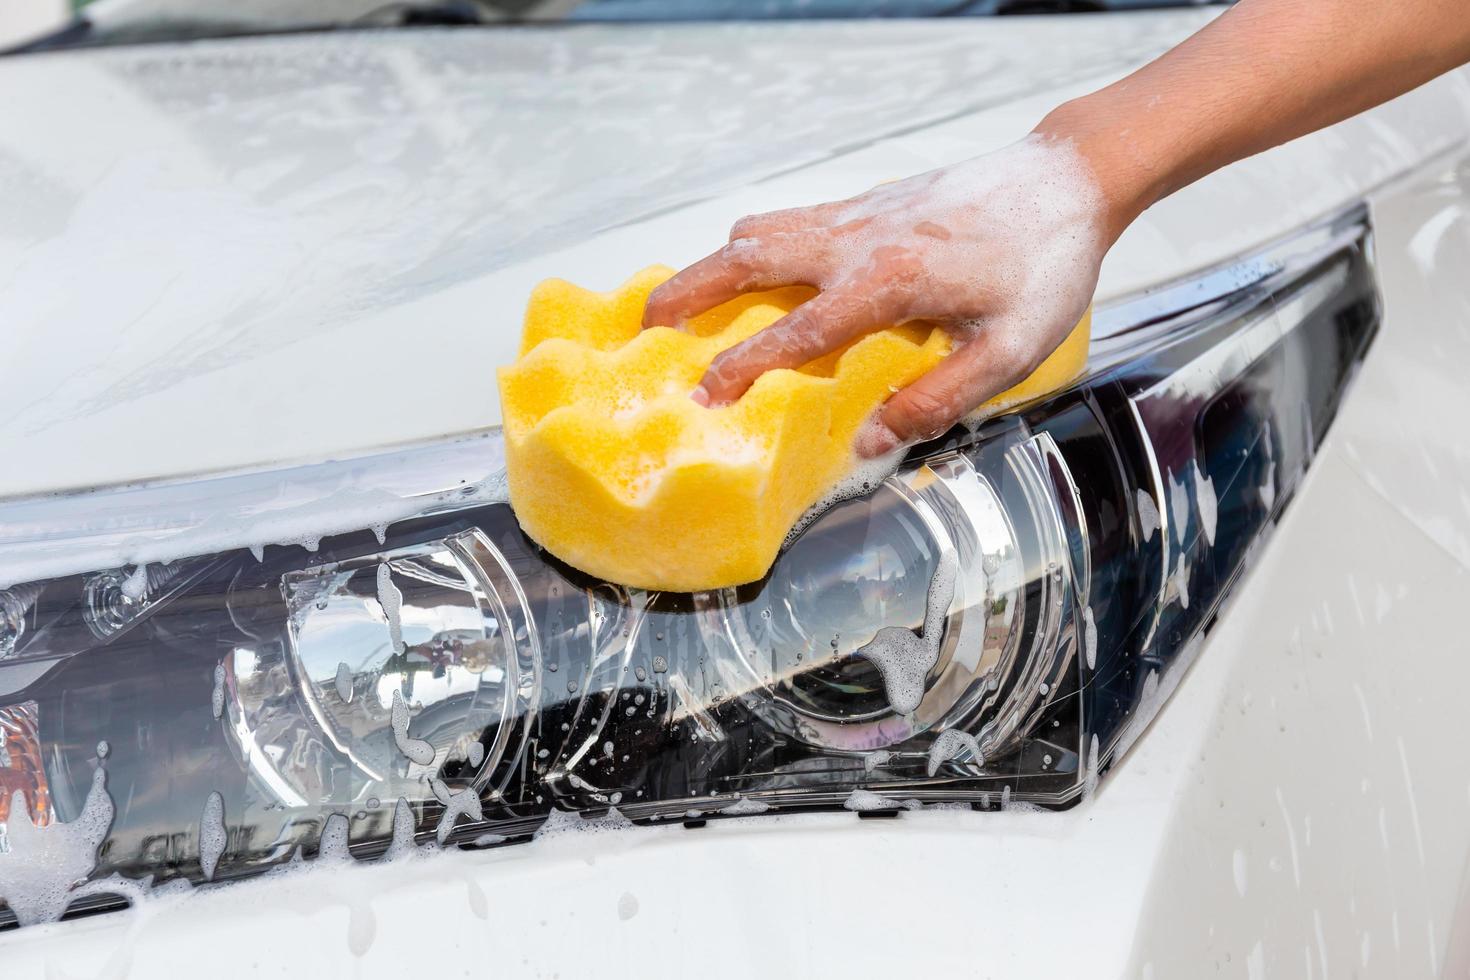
[2,3,1470,977]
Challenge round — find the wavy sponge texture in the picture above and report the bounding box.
[499,266,1089,592]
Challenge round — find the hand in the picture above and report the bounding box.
[642,135,1109,457]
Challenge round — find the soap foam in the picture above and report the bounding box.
[0,752,115,926]
[210,663,226,720]
[533,807,633,841]
[430,779,484,845]
[1082,606,1098,671]
[390,690,434,767]
[198,791,226,881]
[855,548,958,715]
[376,563,404,655]
[843,789,900,812]
[812,135,1103,417]
[317,812,352,863]
[1136,488,1159,542]
[334,661,354,704]
[783,445,905,550]
[926,728,983,777]
[719,796,771,816]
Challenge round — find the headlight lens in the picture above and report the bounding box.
[0,207,1379,926]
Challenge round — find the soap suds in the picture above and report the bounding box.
[1136,488,1159,541]
[0,751,115,926]
[1193,460,1218,546]
[317,812,352,862]
[783,446,906,549]
[430,779,484,845]
[533,807,633,841]
[720,796,771,816]
[843,789,901,812]
[334,661,354,704]
[383,797,419,860]
[377,563,404,655]
[1082,606,1098,670]
[210,663,226,720]
[120,563,149,601]
[855,548,958,715]
[926,728,983,777]
[864,749,893,773]
[198,791,226,881]
[390,690,434,767]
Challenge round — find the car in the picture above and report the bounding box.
[2,2,1469,977]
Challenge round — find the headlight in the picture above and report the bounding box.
[0,206,1378,926]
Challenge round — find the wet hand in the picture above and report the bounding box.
[642,136,1109,457]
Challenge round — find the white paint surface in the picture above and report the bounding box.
[2,14,1467,499]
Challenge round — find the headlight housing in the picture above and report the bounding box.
[0,206,1378,926]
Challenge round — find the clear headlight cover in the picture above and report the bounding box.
[0,207,1378,926]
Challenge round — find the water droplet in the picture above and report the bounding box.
[634,665,647,682]
[567,680,579,694]
[548,662,559,672]
[652,656,668,673]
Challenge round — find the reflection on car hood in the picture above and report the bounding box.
[0,11,1382,497]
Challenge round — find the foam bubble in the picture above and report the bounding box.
[390,690,434,766]
[429,779,483,845]
[843,789,900,812]
[864,749,893,773]
[318,812,352,863]
[377,562,404,655]
[120,564,149,601]
[334,661,354,704]
[0,756,115,925]
[1136,488,1159,542]
[720,796,771,816]
[926,728,983,777]
[198,791,226,881]
[1082,606,1098,671]
[783,445,905,550]
[854,548,958,715]
[533,807,633,841]
[1193,459,1218,546]
[211,663,226,720]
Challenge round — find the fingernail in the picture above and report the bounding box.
[690,384,711,407]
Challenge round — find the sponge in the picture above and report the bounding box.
[498,266,1089,592]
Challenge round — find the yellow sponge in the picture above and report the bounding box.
[498,266,1089,592]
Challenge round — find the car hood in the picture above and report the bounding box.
[2,11,1462,498]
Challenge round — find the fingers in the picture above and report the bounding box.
[861,326,1038,458]
[642,232,831,329]
[729,202,847,240]
[698,280,905,405]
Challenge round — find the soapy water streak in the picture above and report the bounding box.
[377,562,404,655]
[198,791,226,882]
[390,690,435,767]
[855,548,958,716]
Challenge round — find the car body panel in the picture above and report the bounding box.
[5,13,1470,978]
[2,14,1468,501]
[2,149,1470,975]
[5,100,1470,980]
